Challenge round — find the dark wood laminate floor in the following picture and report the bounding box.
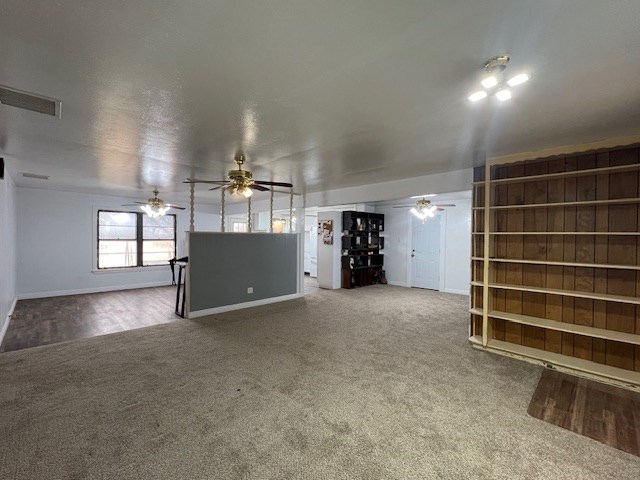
[528,369,640,457]
[0,286,180,353]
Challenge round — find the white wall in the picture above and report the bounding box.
[440,197,472,295]
[12,168,471,299]
[0,171,18,341]
[304,214,318,276]
[377,195,471,294]
[377,206,411,288]
[16,187,220,299]
[317,211,342,289]
[195,211,222,232]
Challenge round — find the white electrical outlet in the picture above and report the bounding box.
[247,287,253,294]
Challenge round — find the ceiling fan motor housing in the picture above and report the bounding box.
[228,169,253,188]
[148,189,163,207]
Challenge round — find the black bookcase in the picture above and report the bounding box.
[341,211,384,289]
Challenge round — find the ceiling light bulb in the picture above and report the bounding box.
[495,89,512,101]
[410,207,428,221]
[481,76,498,88]
[468,91,487,102]
[507,73,529,87]
[242,187,253,198]
[141,205,154,217]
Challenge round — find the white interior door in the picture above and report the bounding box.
[411,215,441,290]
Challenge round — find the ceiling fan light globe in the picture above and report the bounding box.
[468,90,487,102]
[242,187,253,198]
[507,73,529,87]
[481,76,498,89]
[141,203,168,217]
[410,207,428,221]
[495,89,512,101]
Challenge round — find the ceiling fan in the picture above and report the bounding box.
[393,197,455,221]
[183,153,293,198]
[122,189,185,218]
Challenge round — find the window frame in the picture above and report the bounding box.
[96,209,177,270]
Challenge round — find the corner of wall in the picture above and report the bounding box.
[0,168,18,344]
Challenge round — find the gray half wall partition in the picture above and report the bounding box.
[188,232,299,315]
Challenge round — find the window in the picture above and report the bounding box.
[97,210,176,269]
[233,221,248,232]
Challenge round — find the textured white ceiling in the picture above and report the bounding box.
[1,1,639,202]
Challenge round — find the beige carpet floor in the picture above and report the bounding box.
[1,286,639,479]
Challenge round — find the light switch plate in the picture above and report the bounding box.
[247,287,253,294]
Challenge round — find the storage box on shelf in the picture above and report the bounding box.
[470,143,640,390]
[341,211,385,289]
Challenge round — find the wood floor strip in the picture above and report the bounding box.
[0,287,180,353]
[528,369,640,457]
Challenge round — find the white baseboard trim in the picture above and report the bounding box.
[188,293,304,319]
[17,281,173,300]
[443,288,469,295]
[0,297,18,346]
[388,281,410,287]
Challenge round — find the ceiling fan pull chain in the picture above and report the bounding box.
[189,182,195,232]
[221,188,226,232]
[247,196,252,232]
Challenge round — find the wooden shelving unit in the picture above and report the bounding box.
[341,211,384,289]
[470,142,640,390]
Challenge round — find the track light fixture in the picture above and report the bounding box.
[467,54,530,103]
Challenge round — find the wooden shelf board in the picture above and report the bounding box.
[470,281,483,287]
[484,339,640,388]
[487,163,640,185]
[488,310,640,345]
[487,282,640,305]
[468,335,483,346]
[469,308,482,316]
[486,198,640,210]
[483,257,640,271]
[488,231,640,236]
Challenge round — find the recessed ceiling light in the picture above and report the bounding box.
[481,76,498,89]
[507,73,530,87]
[495,89,512,101]
[468,91,487,102]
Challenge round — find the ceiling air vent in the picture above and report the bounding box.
[0,85,62,118]
[21,172,50,180]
